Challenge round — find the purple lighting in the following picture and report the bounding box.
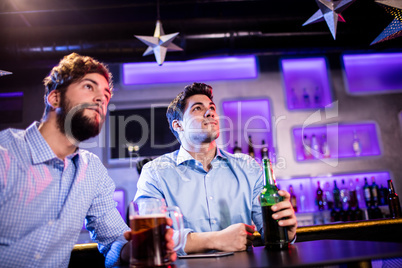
[293,122,381,161]
[281,57,333,110]
[123,56,257,85]
[221,98,275,162]
[343,53,402,94]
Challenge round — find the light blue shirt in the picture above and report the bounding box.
[134,146,264,255]
[0,122,130,268]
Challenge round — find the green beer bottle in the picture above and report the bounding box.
[260,158,289,249]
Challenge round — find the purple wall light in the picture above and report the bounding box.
[123,56,257,85]
[343,53,402,94]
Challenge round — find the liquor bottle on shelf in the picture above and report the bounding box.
[352,130,362,156]
[340,179,350,210]
[333,180,341,209]
[348,179,358,209]
[233,141,242,154]
[302,135,312,159]
[289,185,297,213]
[339,206,347,222]
[353,203,364,221]
[314,86,321,106]
[330,207,340,222]
[310,134,320,159]
[261,139,269,159]
[316,181,324,211]
[260,158,289,249]
[323,182,334,210]
[302,88,310,107]
[321,133,330,158]
[355,178,363,207]
[248,135,255,158]
[363,177,372,208]
[387,180,402,219]
[370,176,379,207]
[299,183,306,213]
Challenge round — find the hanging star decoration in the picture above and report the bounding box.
[134,20,183,65]
[0,70,12,77]
[303,0,356,39]
[371,0,402,45]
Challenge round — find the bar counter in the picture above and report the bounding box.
[69,218,402,268]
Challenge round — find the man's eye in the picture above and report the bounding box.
[84,84,93,90]
[193,106,201,111]
[210,106,216,111]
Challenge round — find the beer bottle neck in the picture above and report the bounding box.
[263,159,276,188]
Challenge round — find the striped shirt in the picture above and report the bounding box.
[0,122,130,268]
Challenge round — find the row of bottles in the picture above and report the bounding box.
[290,87,323,108]
[302,134,330,159]
[302,130,363,160]
[232,136,270,160]
[314,177,401,222]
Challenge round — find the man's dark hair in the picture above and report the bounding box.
[166,82,213,142]
[42,52,113,118]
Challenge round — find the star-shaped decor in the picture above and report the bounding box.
[0,70,12,77]
[371,0,402,45]
[134,20,183,65]
[303,0,356,39]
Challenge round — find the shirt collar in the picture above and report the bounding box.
[176,145,228,166]
[25,121,79,164]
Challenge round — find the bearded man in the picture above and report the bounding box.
[0,53,176,267]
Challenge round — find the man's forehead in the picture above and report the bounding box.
[186,94,214,106]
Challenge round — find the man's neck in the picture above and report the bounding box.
[183,141,217,172]
[38,114,78,160]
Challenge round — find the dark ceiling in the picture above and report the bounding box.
[1,0,402,68]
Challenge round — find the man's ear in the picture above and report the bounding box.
[172,119,183,132]
[47,90,60,109]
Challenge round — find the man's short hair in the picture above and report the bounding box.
[166,82,213,143]
[42,52,113,117]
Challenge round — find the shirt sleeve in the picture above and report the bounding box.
[251,164,264,237]
[134,163,192,256]
[85,160,130,268]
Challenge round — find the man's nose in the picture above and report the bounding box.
[205,108,215,117]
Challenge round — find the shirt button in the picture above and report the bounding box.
[212,220,216,224]
[209,196,213,200]
[34,253,41,259]
[48,220,54,226]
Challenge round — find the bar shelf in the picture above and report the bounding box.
[292,122,382,161]
[221,98,275,162]
[280,57,333,110]
[342,52,402,95]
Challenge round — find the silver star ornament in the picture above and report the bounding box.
[135,20,183,65]
[303,0,356,39]
[0,70,12,77]
[371,0,402,45]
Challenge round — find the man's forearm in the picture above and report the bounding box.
[184,232,218,253]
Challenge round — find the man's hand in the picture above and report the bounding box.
[271,190,298,241]
[213,223,256,252]
[185,223,255,254]
[121,218,177,263]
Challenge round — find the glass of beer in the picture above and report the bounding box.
[129,198,184,267]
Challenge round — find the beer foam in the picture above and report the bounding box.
[129,214,166,220]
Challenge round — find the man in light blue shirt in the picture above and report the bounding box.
[0,53,176,267]
[135,82,297,255]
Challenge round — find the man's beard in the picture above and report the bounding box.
[56,98,104,143]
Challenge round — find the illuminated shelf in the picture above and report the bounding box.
[292,122,382,161]
[221,98,275,162]
[280,57,333,110]
[277,171,391,214]
[342,53,402,95]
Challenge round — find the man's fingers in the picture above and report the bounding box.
[124,230,131,241]
[244,224,255,234]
